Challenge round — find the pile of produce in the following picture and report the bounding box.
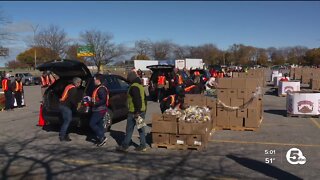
[164,106,211,123]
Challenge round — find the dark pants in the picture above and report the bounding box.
[4,91,13,110]
[15,92,22,107]
[89,111,106,141]
[59,105,72,137]
[121,112,146,149]
[157,87,164,102]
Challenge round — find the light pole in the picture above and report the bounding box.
[31,24,39,69]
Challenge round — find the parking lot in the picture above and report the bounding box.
[0,84,319,179]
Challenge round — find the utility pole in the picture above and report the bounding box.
[31,24,39,70]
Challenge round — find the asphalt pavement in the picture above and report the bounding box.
[0,84,319,180]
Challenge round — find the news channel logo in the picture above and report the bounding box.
[286,148,307,165]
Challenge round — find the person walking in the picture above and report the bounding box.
[157,72,166,102]
[2,73,14,111]
[89,74,109,146]
[58,77,82,142]
[117,71,147,152]
[13,77,24,108]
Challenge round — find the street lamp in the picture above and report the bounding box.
[31,24,39,69]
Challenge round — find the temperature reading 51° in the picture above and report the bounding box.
[265,157,275,164]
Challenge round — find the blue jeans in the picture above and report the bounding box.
[121,112,146,149]
[59,105,72,137]
[89,111,106,141]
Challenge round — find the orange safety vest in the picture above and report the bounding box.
[185,85,196,92]
[158,75,166,85]
[60,84,76,102]
[2,78,8,91]
[194,71,200,76]
[163,95,176,107]
[218,73,224,78]
[92,85,109,106]
[15,81,23,92]
[177,74,183,85]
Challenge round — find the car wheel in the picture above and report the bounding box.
[104,108,113,132]
[25,80,30,86]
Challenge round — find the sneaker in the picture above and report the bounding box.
[135,146,147,152]
[59,135,72,142]
[116,146,128,152]
[97,137,108,147]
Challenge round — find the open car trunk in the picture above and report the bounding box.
[43,78,87,112]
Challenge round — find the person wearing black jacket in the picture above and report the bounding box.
[58,77,81,142]
[89,74,109,146]
[2,73,14,111]
[117,71,147,152]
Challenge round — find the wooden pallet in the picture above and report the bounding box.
[214,126,259,132]
[286,113,320,118]
[151,143,206,151]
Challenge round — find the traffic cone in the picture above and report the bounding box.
[37,104,45,126]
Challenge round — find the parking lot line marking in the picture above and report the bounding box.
[209,139,320,147]
[310,118,320,129]
[62,159,151,173]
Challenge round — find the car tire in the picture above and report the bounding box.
[25,80,30,86]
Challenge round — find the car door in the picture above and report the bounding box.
[104,75,128,120]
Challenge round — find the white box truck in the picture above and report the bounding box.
[134,60,159,71]
[175,59,204,70]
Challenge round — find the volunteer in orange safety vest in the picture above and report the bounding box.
[58,77,82,142]
[13,77,24,108]
[2,73,14,111]
[89,74,109,147]
[157,72,166,102]
[160,88,186,113]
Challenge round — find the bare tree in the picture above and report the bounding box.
[0,9,13,45]
[151,40,173,60]
[172,44,190,59]
[80,30,124,72]
[35,24,69,58]
[134,40,151,56]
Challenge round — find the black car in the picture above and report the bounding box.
[147,65,194,101]
[36,59,129,129]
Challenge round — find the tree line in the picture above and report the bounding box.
[3,24,320,70]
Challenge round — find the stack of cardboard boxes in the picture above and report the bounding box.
[152,94,214,150]
[215,78,263,130]
[301,68,313,84]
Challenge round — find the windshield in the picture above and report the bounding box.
[23,73,32,76]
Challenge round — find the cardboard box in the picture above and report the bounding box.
[206,97,217,109]
[228,89,238,99]
[237,109,247,118]
[247,98,263,109]
[228,110,237,119]
[217,89,230,105]
[231,78,246,89]
[232,72,239,78]
[178,121,211,135]
[278,81,301,96]
[152,133,170,144]
[162,114,178,121]
[185,94,207,106]
[231,98,244,107]
[248,109,261,120]
[247,78,261,90]
[245,117,261,128]
[186,134,208,147]
[311,79,320,90]
[152,121,178,134]
[216,108,229,127]
[230,117,244,127]
[152,113,163,122]
[169,134,187,145]
[217,78,232,89]
[237,89,246,99]
[286,91,320,115]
